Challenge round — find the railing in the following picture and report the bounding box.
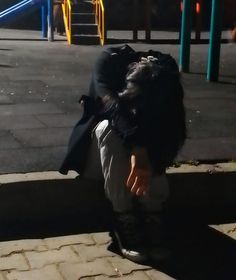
[62,0,71,44]
[0,0,32,20]
[93,0,105,45]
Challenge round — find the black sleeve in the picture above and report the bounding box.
[89,48,145,148]
[89,50,118,101]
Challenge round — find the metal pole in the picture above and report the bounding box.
[41,3,47,38]
[207,0,223,82]
[47,0,54,41]
[179,0,192,72]
[145,0,151,41]
[195,0,202,42]
[179,1,183,43]
[133,0,138,41]
[103,0,107,43]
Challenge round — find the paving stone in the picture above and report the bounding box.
[0,131,7,137]
[0,103,63,116]
[56,102,84,114]
[0,132,21,149]
[59,259,117,280]
[25,246,81,269]
[218,223,236,234]
[0,80,46,91]
[0,147,67,174]
[177,138,236,162]
[0,239,47,257]
[0,81,51,104]
[0,75,10,81]
[0,253,28,271]
[72,244,116,262]
[35,114,79,128]
[12,127,72,148]
[107,256,150,275]
[6,265,63,280]
[146,269,176,280]
[187,118,236,138]
[27,86,84,103]
[0,115,45,130]
[95,271,150,279]
[0,94,13,104]
[210,223,236,239]
[0,33,236,176]
[92,232,111,245]
[44,234,95,250]
[185,99,236,117]
[228,232,236,240]
[182,88,236,99]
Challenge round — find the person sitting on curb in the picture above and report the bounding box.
[60,44,186,263]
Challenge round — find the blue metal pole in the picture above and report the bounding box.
[47,0,54,41]
[41,3,47,38]
[207,0,223,82]
[179,0,192,72]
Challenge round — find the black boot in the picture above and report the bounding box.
[144,212,170,262]
[113,212,148,263]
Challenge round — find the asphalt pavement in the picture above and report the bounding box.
[0,28,235,280]
[0,28,236,174]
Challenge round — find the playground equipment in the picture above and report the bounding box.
[0,0,38,20]
[0,0,54,41]
[0,0,225,80]
[132,0,151,42]
[179,0,223,81]
[180,0,203,42]
[0,0,105,45]
[62,0,104,45]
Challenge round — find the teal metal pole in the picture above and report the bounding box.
[179,0,192,72]
[207,0,223,82]
[47,0,54,41]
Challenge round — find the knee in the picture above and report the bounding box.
[95,120,109,144]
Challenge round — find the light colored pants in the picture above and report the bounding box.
[84,120,169,213]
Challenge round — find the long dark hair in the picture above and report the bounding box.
[120,54,186,172]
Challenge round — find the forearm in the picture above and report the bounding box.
[126,146,152,196]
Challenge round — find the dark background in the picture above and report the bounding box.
[0,0,235,31]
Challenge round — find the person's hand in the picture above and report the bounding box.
[126,147,152,196]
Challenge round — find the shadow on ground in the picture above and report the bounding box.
[0,178,235,279]
[108,223,236,280]
[0,64,13,68]
[0,48,12,51]
[1,212,235,279]
[156,224,236,280]
[2,218,236,279]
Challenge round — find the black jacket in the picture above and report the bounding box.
[60,45,186,175]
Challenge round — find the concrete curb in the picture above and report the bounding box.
[0,163,235,232]
[1,162,235,183]
[0,171,78,184]
[166,163,236,223]
[167,162,236,173]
